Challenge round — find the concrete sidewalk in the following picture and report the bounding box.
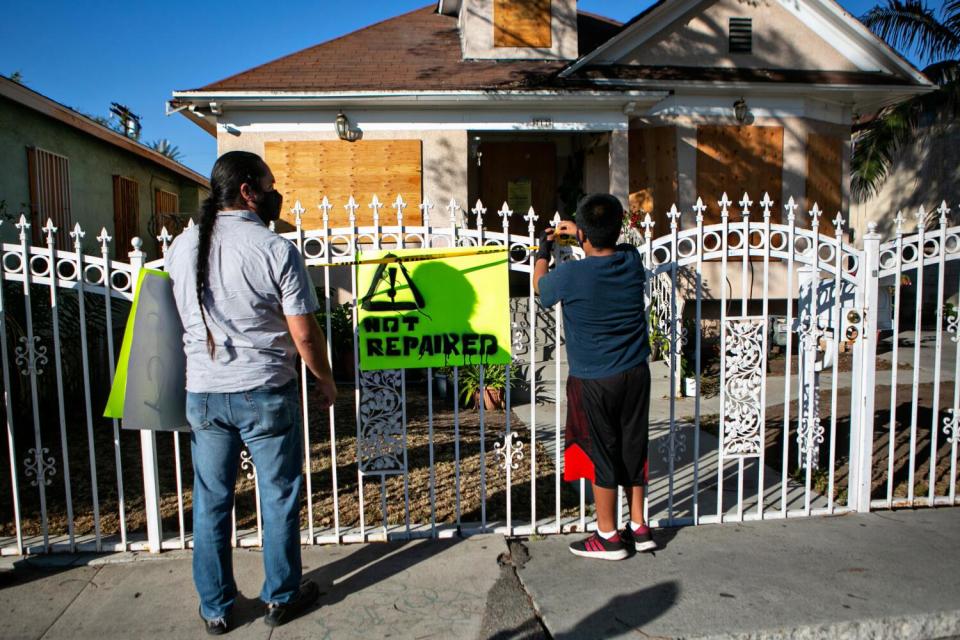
[2,510,959,639]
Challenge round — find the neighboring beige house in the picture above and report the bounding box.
[168,0,931,295]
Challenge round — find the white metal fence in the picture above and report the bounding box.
[1,195,957,556]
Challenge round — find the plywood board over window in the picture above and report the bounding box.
[629,127,678,238]
[805,134,843,218]
[265,140,423,230]
[696,125,783,225]
[494,0,552,48]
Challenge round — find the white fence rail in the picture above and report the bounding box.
[0,195,957,556]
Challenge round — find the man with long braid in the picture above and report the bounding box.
[166,151,337,634]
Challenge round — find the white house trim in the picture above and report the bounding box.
[219,107,633,133]
[560,0,703,76]
[559,0,930,85]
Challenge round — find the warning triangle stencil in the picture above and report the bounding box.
[361,256,427,312]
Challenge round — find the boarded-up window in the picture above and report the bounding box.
[265,140,423,229]
[494,0,552,48]
[629,127,679,237]
[152,188,180,254]
[696,125,783,225]
[26,147,72,249]
[113,176,139,259]
[805,134,843,217]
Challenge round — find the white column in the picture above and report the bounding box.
[609,127,629,211]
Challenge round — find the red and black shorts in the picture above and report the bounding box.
[564,362,650,489]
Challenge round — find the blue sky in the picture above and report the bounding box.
[1,0,898,177]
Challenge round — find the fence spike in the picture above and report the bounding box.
[551,211,562,229]
[739,192,753,218]
[667,204,681,229]
[369,194,383,227]
[97,227,112,247]
[393,194,407,226]
[693,197,707,223]
[894,210,905,233]
[157,225,173,247]
[719,193,732,219]
[419,197,433,227]
[472,200,487,229]
[447,198,461,228]
[498,202,512,231]
[15,214,30,241]
[937,200,950,225]
[641,212,654,238]
[523,205,538,229]
[70,222,85,245]
[785,196,799,222]
[292,200,305,227]
[42,219,57,244]
[346,195,359,226]
[809,202,822,228]
[319,196,332,224]
[760,192,774,219]
[833,212,844,233]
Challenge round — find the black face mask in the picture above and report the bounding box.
[257,189,283,223]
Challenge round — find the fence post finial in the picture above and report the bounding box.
[667,204,681,229]
[894,210,905,234]
[719,193,732,220]
[16,214,30,242]
[739,192,753,219]
[42,219,57,246]
[472,200,487,230]
[785,196,798,223]
[346,195,359,227]
[319,196,332,225]
[809,202,822,229]
[498,202,512,234]
[937,200,950,225]
[760,193,774,219]
[419,197,433,228]
[693,197,707,222]
[292,200,304,230]
[369,194,382,228]
[70,222,85,250]
[447,198,461,228]
[393,194,407,226]
[832,212,845,234]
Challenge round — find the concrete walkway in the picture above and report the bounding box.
[2,509,959,639]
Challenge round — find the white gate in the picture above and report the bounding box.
[0,196,956,555]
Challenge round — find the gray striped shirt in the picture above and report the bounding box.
[166,210,319,393]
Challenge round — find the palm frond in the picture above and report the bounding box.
[922,59,960,85]
[861,0,960,63]
[945,0,960,38]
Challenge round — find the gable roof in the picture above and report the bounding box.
[186,5,621,93]
[560,0,931,86]
[1,76,208,187]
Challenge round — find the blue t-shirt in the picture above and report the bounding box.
[539,245,650,379]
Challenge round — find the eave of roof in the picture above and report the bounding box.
[1,76,209,187]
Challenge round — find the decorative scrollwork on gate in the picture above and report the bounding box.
[24,447,56,487]
[944,409,959,445]
[494,432,524,473]
[240,447,256,480]
[15,336,48,376]
[358,370,406,473]
[658,427,688,465]
[721,318,765,456]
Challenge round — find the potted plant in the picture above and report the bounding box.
[458,363,515,411]
[315,302,355,382]
[680,354,697,397]
[433,366,452,401]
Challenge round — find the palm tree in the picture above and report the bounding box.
[147,139,184,162]
[852,0,959,200]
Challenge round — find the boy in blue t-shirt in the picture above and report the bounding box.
[534,193,655,560]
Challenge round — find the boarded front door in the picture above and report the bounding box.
[478,142,556,236]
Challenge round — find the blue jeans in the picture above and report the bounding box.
[187,378,303,620]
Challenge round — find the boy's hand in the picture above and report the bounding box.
[536,227,556,262]
[311,377,338,410]
[554,220,577,237]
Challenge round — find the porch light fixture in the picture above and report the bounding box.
[335,110,361,142]
[734,98,748,124]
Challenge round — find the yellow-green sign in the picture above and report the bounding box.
[357,246,512,371]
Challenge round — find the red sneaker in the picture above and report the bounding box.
[568,531,629,560]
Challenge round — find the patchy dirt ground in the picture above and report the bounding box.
[2,385,580,539]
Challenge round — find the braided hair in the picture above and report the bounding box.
[197,151,268,358]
